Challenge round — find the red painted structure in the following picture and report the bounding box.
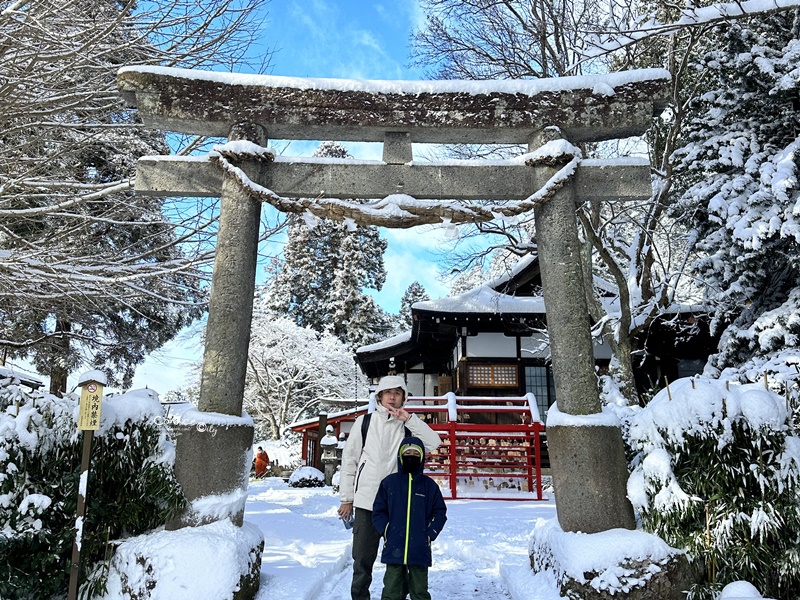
[290,394,545,500]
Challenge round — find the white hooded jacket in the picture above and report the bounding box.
[339,402,441,511]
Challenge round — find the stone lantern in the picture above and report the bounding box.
[320,425,339,486]
[336,432,346,461]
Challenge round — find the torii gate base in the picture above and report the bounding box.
[117,66,701,599]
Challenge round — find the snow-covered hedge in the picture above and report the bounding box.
[623,377,800,599]
[0,379,186,598]
[288,466,325,488]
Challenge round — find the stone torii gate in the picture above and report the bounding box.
[117,66,670,591]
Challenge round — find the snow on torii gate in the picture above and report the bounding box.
[117,67,670,538]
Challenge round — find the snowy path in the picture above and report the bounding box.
[246,478,562,600]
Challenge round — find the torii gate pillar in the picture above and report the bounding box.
[531,130,635,533]
[199,121,266,416]
[166,123,264,534]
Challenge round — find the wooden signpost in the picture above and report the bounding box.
[67,374,105,600]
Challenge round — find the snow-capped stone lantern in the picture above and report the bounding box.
[320,425,339,486]
[336,432,346,461]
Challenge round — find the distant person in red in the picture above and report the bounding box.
[254,446,270,478]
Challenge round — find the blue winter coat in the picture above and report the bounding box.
[371,436,447,567]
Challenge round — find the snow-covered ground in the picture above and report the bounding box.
[247,477,560,600]
[244,478,770,600]
[99,448,774,599]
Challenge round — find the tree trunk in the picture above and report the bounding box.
[49,318,70,396]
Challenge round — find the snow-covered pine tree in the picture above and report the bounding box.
[447,248,524,296]
[262,142,395,348]
[399,282,430,327]
[449,263,490,295]
[262,217,329,330]
[673,10,800,386]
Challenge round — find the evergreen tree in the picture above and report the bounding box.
[399,282,430,327]
[448,249,523,296]
[263,142,394,348]
[672,10,800,383]
[624,377,800,599]
[449,263,489,295]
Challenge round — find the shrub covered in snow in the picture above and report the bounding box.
[624,377,800,599]
[0,379,186,599]
[288,466,325,488]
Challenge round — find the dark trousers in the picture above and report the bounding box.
[381,564,430,600]
[351,508,382,600]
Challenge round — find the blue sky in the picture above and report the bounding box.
[257,0,452,313]
[262,0,426,81]
[127,0,458,394]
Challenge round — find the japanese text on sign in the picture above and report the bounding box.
[77,381,104,430]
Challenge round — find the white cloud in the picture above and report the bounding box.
[384,223,453,253]
[370,225,453,313]
[268,0,425,81]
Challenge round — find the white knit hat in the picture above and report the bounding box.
[374,375,407,400]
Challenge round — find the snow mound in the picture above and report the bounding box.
[101,519,263,600]
[529,518,682,593]
[289,466,325,488]
[719,580,771,599]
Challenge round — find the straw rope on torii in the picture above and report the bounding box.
[205,138,584,227]
[116,65,670,543]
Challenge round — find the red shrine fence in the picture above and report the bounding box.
[404,395,545,501]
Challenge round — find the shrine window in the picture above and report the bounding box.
[524,365,556,419]
[466,364,518,388]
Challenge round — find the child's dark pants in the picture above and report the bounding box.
[381,564,430,600]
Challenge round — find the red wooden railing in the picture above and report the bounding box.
[404,395,545,501]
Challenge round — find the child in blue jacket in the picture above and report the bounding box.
[372,436,447,600]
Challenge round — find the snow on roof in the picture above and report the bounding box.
[414,284,546,315]
[357,330,412,354]
[118,65,671,97]
[288,405,369,429]
[0,365,43,387]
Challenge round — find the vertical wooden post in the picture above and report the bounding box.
[67,430,94,600]
[316,413,328,470]
[534,424,543,499]
[198,122,268,416]
[448,422,458,498]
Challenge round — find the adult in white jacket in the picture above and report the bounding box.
[337,375,441,600]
